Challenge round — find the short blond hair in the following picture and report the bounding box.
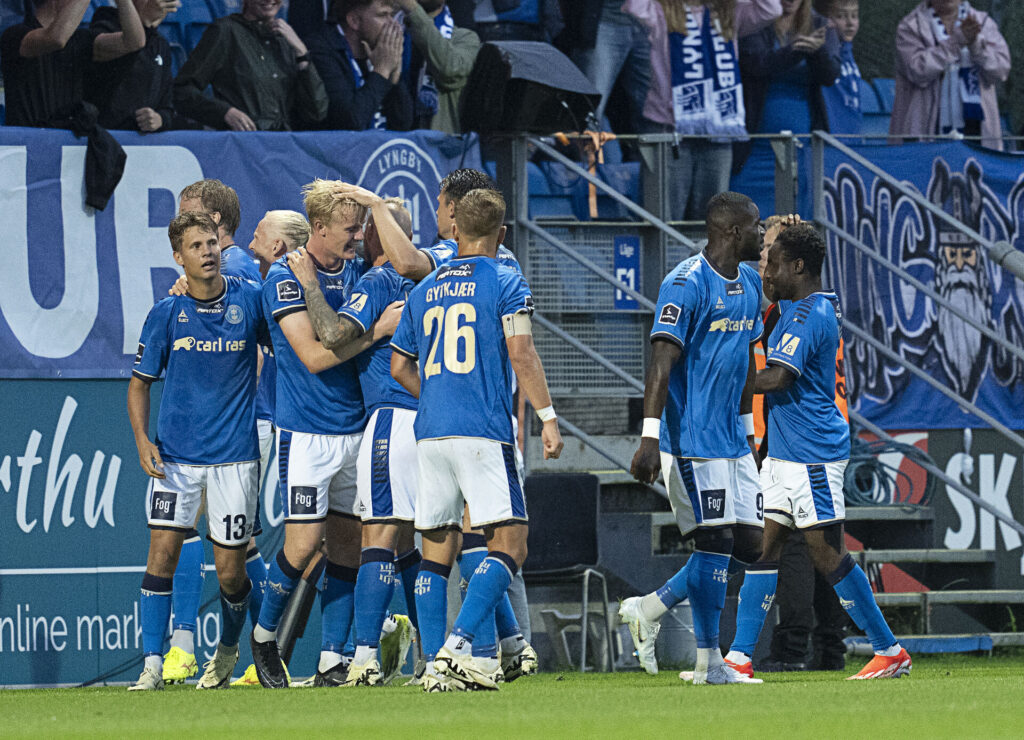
[454,189,505,239]
[263,210,310,251]
[302,179,367,228]
[382,197,413,238]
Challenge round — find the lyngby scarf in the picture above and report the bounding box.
[931,1,983,133]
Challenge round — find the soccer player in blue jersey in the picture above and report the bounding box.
[249,180,387,688]
[127,212,267,691]
[728,224,912,680]
[180,178,260,282]
[287,198,417,687]
[337,171,539,681]
[620,192,766,685]
[390,188,563,691]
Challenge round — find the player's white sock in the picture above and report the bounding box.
[252,625,276,644]
[499,634,526,655]
[319,651,343,672]
[443,634,472,656]
[878,643,902,657]
[353,645,375,663]
[639,592,670,622]
[169,628,195,654]
[697,647,724,673]
[144,654,163,673]
[724,650,751,665]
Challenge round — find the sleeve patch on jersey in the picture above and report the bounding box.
[780,334,801,356]
[134,343,145,364]
[346,293,368,312]
[276,280,302,302]
[658,303,681,325]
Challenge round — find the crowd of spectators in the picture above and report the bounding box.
[0,1,1015,189]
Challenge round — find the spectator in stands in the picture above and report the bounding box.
[173,0,328,131]
[304,0,413,130]
[889,0,1010,151]
[814,0,861,135]
[87,0,180,132]
[472,0,561,43]
[739,0,840,137]
[396,0,480,132]
[624,0,781,221]
[568,0,651,134]
[1,0,144,128]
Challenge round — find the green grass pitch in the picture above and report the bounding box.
[3,654,1023,738]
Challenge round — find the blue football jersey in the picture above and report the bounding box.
[765,292,850,463]
[422,239,521,273]
[651,253,764,459]
[255,345,275,422]
[262,255,366,435]
[132,277,266,465]
[221,244,261,282]
[338,262,418,414]
[391,256,532,444]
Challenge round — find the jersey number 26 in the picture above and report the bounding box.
[423,303,476,378]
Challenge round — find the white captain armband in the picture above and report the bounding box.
[502,312,533,338]
[742,413,755,437]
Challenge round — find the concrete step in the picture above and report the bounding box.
[875,590,1024,607]
[851,548,995,565]
[846,505,934,521]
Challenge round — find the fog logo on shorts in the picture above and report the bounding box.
[291,485,317,516]
[701,488,725,519]
[151,490,177,521]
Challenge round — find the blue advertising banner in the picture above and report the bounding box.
[613,235,640,310]
[0,127,479,379]
[799,142,1024,431]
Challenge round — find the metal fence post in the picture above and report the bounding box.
[773,132,798,216]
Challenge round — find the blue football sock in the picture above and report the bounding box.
[321,561,357,655]
[729,562,778,657]
[256,550,301,634]
[395,548,421,631]
[171,532,204,635]
[219,579,252,648]
[830,555,897,653]
[459,538,496,656]
[140,573,173,657]
[655,560,691,610]
[245,547,268,628]
[451,553,517,644]
[495,593,521,641]
[685,550,732,649]
[415,560,450,660]
[354,548,395,649]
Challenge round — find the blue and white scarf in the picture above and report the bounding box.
[668,6,746,139]
[931,1,984,132]
[411,6,454,121]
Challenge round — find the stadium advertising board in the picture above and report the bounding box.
[0,127,479,378]
[809,141,1024,432]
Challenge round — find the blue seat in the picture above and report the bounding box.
[872,78,896,114]
[593,162,640,220]
[859,79,883,115]
[206,0,244,18]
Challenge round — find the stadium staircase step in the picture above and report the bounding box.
[874,590,1024,607]
[845,632,1024,656]
[849,548,995,565]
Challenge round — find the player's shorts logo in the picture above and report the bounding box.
[701,488,725,519]
[172,336,196,351]
[290,485,317,515]
[658,303,681,325]
[225,304,243,324]
[151,490,177,521]
[277,280,301,302]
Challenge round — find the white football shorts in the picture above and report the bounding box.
[660,453,763,535]
[357,407,418,522]
[415,437,527,530]
[146,461,259,548]
[277,428,361,522]
[762,457,847,529]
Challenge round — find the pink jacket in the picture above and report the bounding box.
[889,1,1010,150]
[623,0,782,127]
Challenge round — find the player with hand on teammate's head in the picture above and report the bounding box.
[286,198,416,687]
[390,188,562,691]
[127,212,269,691]
[248,180,379,689]
[620,192,766,685]
[729,224,912,681]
